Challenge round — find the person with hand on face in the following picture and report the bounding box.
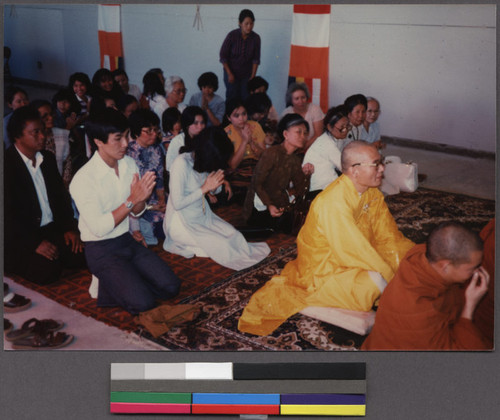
[362,222,491,350]
[361,97,384,149]
[220,9,261,102]
[280,82,324,150]
[238,140,414,336]
[163,126,270,270]
[4,106,85,285]
[242,114,313,234]
[189,72,225,127]
[70,108,180,314]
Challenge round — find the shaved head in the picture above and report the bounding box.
[426,222,483,264]
[341,140,377,173]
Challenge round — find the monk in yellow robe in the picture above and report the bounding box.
[238,141,414,336]
[362,222,491,350]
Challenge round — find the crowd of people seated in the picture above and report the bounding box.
[3,8,493,350]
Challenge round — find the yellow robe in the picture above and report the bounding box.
[238,175,415,336]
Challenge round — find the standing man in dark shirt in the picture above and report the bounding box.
[220,9,261,102]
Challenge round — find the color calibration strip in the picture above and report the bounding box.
[110,362,366,416]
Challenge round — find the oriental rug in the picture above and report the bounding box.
[141,188,495,351]
[6,188,495,350]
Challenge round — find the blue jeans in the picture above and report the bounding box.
[84,233,181,314]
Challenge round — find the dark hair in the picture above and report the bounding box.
[344,94,368,114]
[225,98,246,119]
[85,108,128,145]
[7,106,41,142]
[117,94,138,113]
[69,72,91,92]
[247,76,269,93]
[147,68,164,77]
[52,88,81,115]
[128,109,160,139]
[197,72,219,91]
[277,113,309,142]
[181,127,234,173]
[426,221,483,265]
[162,107,182,134]
[142,70,166,97]
[239,9,255,23]
[5,86,28,104]
[285,82,310,107]
[112,68,128,80]
[245,92,272,117]
[88,94,116,118]
[323,105,348,131]
[181,106,207,148]
[91,68,123,101]
[29,99,52,112]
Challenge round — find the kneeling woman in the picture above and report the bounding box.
[163,126,270,270]
[243,114,314,233]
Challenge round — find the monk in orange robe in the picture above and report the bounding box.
[474,219,494,347]
[362,221,491,350]
[238,141,414,336]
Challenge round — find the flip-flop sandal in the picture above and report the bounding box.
[5,318,64,342]
[4,318,13,335]
[12,331,74,350]
[4,289,32,313]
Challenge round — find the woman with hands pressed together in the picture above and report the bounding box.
[225,98,266,170]
[163,126,270,270]
[243,114,313,234]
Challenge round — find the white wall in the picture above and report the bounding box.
[3,4,496,152]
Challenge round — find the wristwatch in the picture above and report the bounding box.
[125,200,134,209]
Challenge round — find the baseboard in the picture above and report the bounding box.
[382,135,495,160]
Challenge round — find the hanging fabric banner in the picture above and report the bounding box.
[288,4,330,112]
[98,4,124,71]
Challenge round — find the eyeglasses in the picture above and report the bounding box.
[334,123,351,133]
[141,127,161,136]
[351,157,385,168]
[173,88,187,95]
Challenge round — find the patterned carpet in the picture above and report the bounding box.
[7,188,495,350]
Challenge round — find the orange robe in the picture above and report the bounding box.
[474,219,495,346]
[361,243,491,350]
[238,175,414,336]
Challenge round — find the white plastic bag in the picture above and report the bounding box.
[380,155,418,195]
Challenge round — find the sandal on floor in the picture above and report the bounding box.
[12,331,74,350]
[4,285,32,313]
[4,319,13,335]
[5,318,64,342]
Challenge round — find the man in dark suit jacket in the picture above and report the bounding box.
[4,106,85,284]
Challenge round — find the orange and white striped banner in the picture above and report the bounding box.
[98,4,124,71]
[289,5,330,112]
